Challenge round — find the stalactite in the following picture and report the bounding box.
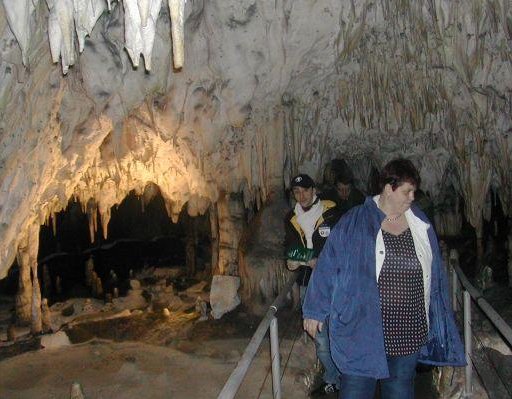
[168,0,185,69]
[87,199,98,243]
[449,123,492,268]
[46,0,76,74]
[100,207,111,240]
[51,212,57,236]
[73,0,107,53]
[2,0,35,65]
[123,0,162,70]
[4,0,186,73]
[209,202,220,275]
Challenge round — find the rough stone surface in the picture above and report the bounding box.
[210,275,241,319]
[40,331,71,350]
[0,0,511,280]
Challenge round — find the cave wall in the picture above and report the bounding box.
[0,0,512,281]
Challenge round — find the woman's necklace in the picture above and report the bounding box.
[384,213,402,222]
[378,197,403,223]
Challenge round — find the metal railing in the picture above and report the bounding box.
[448,249,512,398]
[217,275,297,399]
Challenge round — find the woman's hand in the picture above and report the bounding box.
[303,318,323,338]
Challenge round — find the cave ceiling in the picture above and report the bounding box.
[1,0,512,277]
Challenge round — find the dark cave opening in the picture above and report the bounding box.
[1,186,212,304]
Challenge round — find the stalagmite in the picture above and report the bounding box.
[7,324,16,341]
[95,276,104,297]
[31,277,43,335]
[15,234,33,324]
[70,382,86,399]
[42,298,52,333]
[85,256,94,287]
[55,275,63,295]
[91,271,98,296]
[168,0,185,69]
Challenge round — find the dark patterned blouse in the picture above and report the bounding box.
[378,228,428,356]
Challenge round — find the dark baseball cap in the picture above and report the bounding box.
[291,174,315,189]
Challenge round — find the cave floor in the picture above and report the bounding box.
[0,303,441,399]
[0,306,320,399]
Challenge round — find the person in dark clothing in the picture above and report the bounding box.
[285,174,341,396]
[320,170,365,216]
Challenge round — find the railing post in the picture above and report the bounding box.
[270,316,281,399]
[464,290,472,398]
[452,268,459,312]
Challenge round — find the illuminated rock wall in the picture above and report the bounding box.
[0,0,511,288]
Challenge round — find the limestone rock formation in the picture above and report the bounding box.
[0,1,511,309]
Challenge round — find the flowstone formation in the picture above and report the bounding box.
[1,0,512,327]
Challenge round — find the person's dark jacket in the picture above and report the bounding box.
[319,186,365,216]
[284,199,340,286]
[303,196,465,378]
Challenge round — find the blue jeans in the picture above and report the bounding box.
[300,287,340,387]
[315,320,340,387]
[339,352,419,399]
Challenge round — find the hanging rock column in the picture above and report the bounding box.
[15,223,41,330]
[209,203,220,275]
[216,192,246,276]
[15,243,32,324]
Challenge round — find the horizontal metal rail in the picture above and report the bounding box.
[217,275,297,399]
[449,250,512,398]
[450,257,512,345]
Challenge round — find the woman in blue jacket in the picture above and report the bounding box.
[303,158,465,399]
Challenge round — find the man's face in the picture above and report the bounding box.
[336,182,351,200]
[292,186,315,209]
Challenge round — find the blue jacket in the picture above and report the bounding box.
[303,196,465,379]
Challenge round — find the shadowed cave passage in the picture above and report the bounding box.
[2,188,211,305]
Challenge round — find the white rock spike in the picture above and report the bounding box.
[137,0,150,27]
[141,0,162,70]
[123,0,163,71]
[2,0,37,65]
[168,0,185,69]
[123,0,144,67]
[73,0,107,53]
[46,0,76,74]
